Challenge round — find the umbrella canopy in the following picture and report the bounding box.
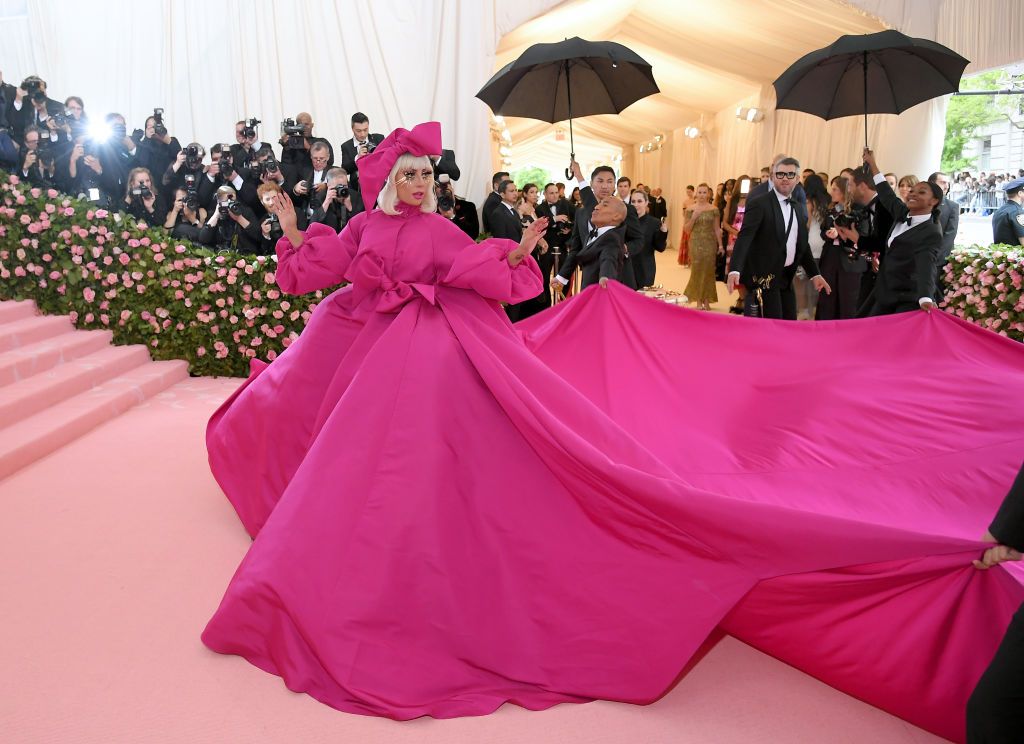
[476,37,659,174]
[773,30,969,145]
[477,37,658,123]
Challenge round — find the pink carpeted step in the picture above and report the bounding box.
[0,314,73,353]
[0,359,189,480]
[0,345,152,425]
[0,301,38,324]
[0,329,115,388]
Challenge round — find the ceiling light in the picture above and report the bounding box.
[501,128,511,142]
[684,126,700,138]
[499,145,511,156]
[493,115,505,126]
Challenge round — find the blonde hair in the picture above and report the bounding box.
[377,153,437,215]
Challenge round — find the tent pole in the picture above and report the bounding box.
[862,51,868,149]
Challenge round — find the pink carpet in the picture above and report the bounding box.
[0,301,949,743]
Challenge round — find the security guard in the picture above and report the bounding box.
[992,176,1024,246]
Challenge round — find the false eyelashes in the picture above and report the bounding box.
[395,170,434,185]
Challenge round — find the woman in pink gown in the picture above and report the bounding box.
[202,123,1024,738]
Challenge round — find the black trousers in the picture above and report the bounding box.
[743,284,797,320]
[967,602,1024,743]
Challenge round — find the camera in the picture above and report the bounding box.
[832,206,871,237]
[21,77,43,95]
[264,213,283,239]
[219,149,234,177]
[241,117,260,139]
[183,174,199,210]
[131,184,153,200]
[50,109,70,129]
[184,144,203,169]
[332,184,349,200]
[218,199,242,217]
[280,118,306,150]
[251,156,280,180]
[152,108,167,137]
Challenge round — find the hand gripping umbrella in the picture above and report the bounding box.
[773,30,969,148]
[476,37,660,178]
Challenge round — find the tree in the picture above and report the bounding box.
[511,166,551,190]
[941,70,1004,173]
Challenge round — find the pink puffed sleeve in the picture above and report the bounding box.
[441,236,543,305]
[274,214,367,295]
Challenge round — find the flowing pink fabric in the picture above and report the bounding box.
[204,205,1024,741]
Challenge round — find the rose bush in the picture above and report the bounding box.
[0,173,332,377]
[941,244,1024,341]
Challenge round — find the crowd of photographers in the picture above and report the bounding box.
[0,73,474,255]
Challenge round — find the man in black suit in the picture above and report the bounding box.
[229,119,267,171]
[488,179,522,241]
[728,156,830,318]
[6,76,62,142]
[291,141,333,229]
[309,167,364,232]
[530,183,573,312]
[564,160,642,289]
[481,170,509,235]
[748,157,807,205]
[967,460,1024,744]
[649,187,668,221]
[552,197,626,292]
[339,112,385,194]
[927,170,960,296]
[857,149,941,316]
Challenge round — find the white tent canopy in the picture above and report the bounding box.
[1,0,1022,208]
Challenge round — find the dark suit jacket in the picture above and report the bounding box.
[560,228,623,289]
[632,214,668,288]
[434,149,460,182]
[649,196,668,221]
[537,199,573,249]
[861,180,941,316]
[730,191,819,290]
[489,202,523,241]
[990,461,1024,552]
[339,133,385,191]
[481,191,502,234]
[578,186,640,289]
[310,188,366,231]
[935,197,960,267]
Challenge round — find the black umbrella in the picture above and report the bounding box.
[773,30,969,148]
[476,37,659,177]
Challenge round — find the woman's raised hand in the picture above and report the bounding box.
[508,217,549,266]
[269,192,298,234]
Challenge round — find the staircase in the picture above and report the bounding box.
[0,300,189,480]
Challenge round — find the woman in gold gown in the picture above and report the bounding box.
[682,183,723,310]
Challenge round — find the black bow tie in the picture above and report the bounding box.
[587,228,599,242]
[784,197,792,205]
[905,215,914,226]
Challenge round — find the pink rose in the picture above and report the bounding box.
[83,287,96,303]
[19,214,30,224]
[95,209,109,219]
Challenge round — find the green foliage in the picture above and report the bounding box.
[941,244,1024,340]
[510,166,552,190]
[941,70,1005,173]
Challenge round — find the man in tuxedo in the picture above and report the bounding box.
[857,149,941,316]
[966,460,1024,744]
[6,76,62,141]
[229,119,266,171]
[488,179,522,241]
[534,182,573,309]
[309,167,364,232]
[749,156,807,205]
[339,112,385,194]
[433,148,460,182]
[927,171,960,295]
[564,159,642,289]
[481,170,509,235]
[649,188,668,221]
[616,176,632,203]
[727,156,830,319]
[291,141,332,228]
[551,197,626,292]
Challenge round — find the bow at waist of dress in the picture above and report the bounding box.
[347,257,437,313]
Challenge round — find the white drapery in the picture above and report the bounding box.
[0,0,559,205]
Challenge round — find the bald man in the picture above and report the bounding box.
[553,196,626,291]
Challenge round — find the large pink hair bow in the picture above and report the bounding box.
[356,121,442,205]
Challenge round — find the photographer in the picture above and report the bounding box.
[65,135,104,200]
[229,118,264,170]
[256,182,285,254]
[435,173,478,239]
[18,127,59,188]
[63,97,89,139]
[815,176,867,320]
[137,110,181,185]
[8,75,62,141]
[122,167,168,228]
[92,112,142,206]
[278,112,332,172]
[0,72,18,168]
[309,167,364,232]
[339,112,384,193]
[163,141,205,190]
[292,141,332,227]
[163,186,207,242]
[199,185,260,253]
[836,166,893,309]
[243,145,298,217]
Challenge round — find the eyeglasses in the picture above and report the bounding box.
[774,171,798,180]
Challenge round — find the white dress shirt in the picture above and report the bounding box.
[555,225,613,285]
[775,189,798,267]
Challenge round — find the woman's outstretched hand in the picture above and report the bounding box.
[269,192,303,248]
[508,217,549,267]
